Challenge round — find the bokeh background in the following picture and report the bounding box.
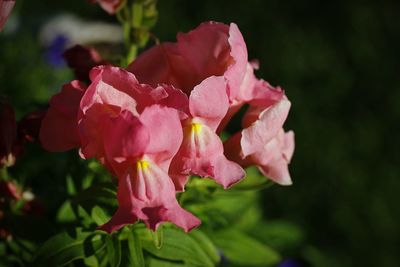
[1,0,399,266]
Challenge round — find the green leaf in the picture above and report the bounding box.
[249,221,304,251]
[106,235,122,267]
[127,229,145,267]
[189,230,220,265]
[33,230,104,266]
[66,175,76,196]
[91,205,110,226]
[140,228,215,267]
[56,200,76,223]
[74,182,117,209]
[212,229,280,266]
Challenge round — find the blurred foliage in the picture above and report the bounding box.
[1,0,399,266]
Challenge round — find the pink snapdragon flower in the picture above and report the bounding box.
[0,0,15,31]
[127,21,295,185]
[169,76,245,190]
[77,66,200,232]
[224,96,295,185]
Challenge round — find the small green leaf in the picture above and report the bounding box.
[250,221,304,251]
[139,228,215,267]
[106,235,122,267]
[127,229,145,267]
[91,206,110,226]
[189,230,220,265]
[66,175,76,196]
[212,229,280,266]
[33,230,103,266]
[56,200,76,223]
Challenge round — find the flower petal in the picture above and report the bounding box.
[100,159,200,233]
[170,121,244,189]
[39,81,86,152]
[189,76,229,130]
[241,97,291,157]
[139,105,183,168]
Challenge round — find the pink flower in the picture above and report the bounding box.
[169,76,245,190]
[127,22,248,102]
[78,65,200,232]
[89,0,124,15]
[224,97,295,185]
[0,0,15,31]
[39,80,87,152]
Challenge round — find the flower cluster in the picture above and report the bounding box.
[39,22,294,233]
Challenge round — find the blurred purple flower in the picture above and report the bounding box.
[44,35,68,67]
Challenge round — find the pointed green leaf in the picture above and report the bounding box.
[91,206,110,226]
[127,230,145,267]
[106,235,121,267]
[212,229,280,266]
[189,230,220,265]
[33,230,103,266]
[140,228,215,267]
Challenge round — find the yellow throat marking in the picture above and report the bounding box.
[137,160,150,171]
[191,123,202,134]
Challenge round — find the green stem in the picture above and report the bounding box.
[117,0,158,65]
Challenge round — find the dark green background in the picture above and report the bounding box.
[1,0,399,266]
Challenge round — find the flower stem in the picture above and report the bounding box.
[117,0,158,66]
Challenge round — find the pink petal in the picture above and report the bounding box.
[189,76,229,130]
[82,66,140,116]
[98,173,139,233]
[258,158,292,186]
[177,22,231,83]
[151,84,190,120]
[170,121,244,189]
[39,81,87,152]
[102,110,150,161]
[224,23,248,101]
[139,105,183,168]
[128,22,249,101]
[223,132,250,168]
[100,159,200,233]
[213,155,245,189]
[249,129,295,186]
[127,43,197,94]
[248,80,285,108]
[241,97,291,157]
